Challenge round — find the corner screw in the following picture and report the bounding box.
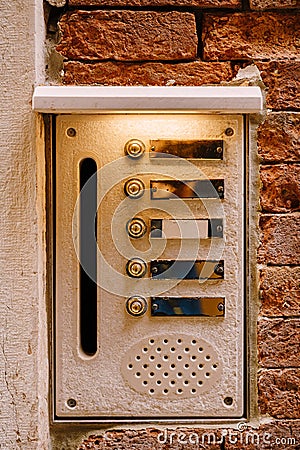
[66,127,76,137]
[225,128,234,137]
[224,396,233,406]
[66,398,77,408]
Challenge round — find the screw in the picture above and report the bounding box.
[217,185,224,193]
[152,303,159,311]
[225,128,234,137]
[151,267,158,274]
[218,302,225,311]
[217,146,223,153]
[66,128,76,137]
[215,264,224,276]
[66,398,77,408]
[217,225,223,232]
[224,396,233,406]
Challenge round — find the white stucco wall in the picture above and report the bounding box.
[0,1,49,448]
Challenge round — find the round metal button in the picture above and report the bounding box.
[124,178,145,199]
[124,139,146,158]
[126,296,148,316]
[126,218,147,238]
[126,258,147,278]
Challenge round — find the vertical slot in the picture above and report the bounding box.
[80,158,97,356]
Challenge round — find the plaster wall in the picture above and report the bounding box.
[0,1,49,448]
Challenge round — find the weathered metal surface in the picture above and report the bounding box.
[55,114,244,419]
[150,179,224,199]
[121,334,222,400]
[150,139,223,159]
[150,260,224,279]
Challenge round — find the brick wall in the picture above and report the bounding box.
[55,1,300,448]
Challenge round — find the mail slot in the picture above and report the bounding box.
[54,112,245,420]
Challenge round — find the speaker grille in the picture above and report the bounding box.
[121,334,222,399]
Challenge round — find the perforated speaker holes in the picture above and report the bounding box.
[121,334,222,399]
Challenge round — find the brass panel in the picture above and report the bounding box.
[150,139,223,159]
[150,179,224,199]
[150,260,224,280]
[150,218,223,239]
[151,297,225,317]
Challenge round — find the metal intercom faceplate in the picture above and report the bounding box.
[55,114,245,419]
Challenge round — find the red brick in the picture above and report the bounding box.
[250,0,299,9]
[257,62,300,110]
[258,369,300,418]
[78,428,223,449]
[69,0,241,6]
[258,319,300,367]
[62,61,236,86]
[260,267,300,316]
[225,421,300,449]
[203,13,300,61]
[260,165,300,213]
[57,10,197,62]
[258,215,300,265]
[77,423,300,449]
[257,113,300,162]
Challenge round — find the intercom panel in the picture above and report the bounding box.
[55,114,245,419]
